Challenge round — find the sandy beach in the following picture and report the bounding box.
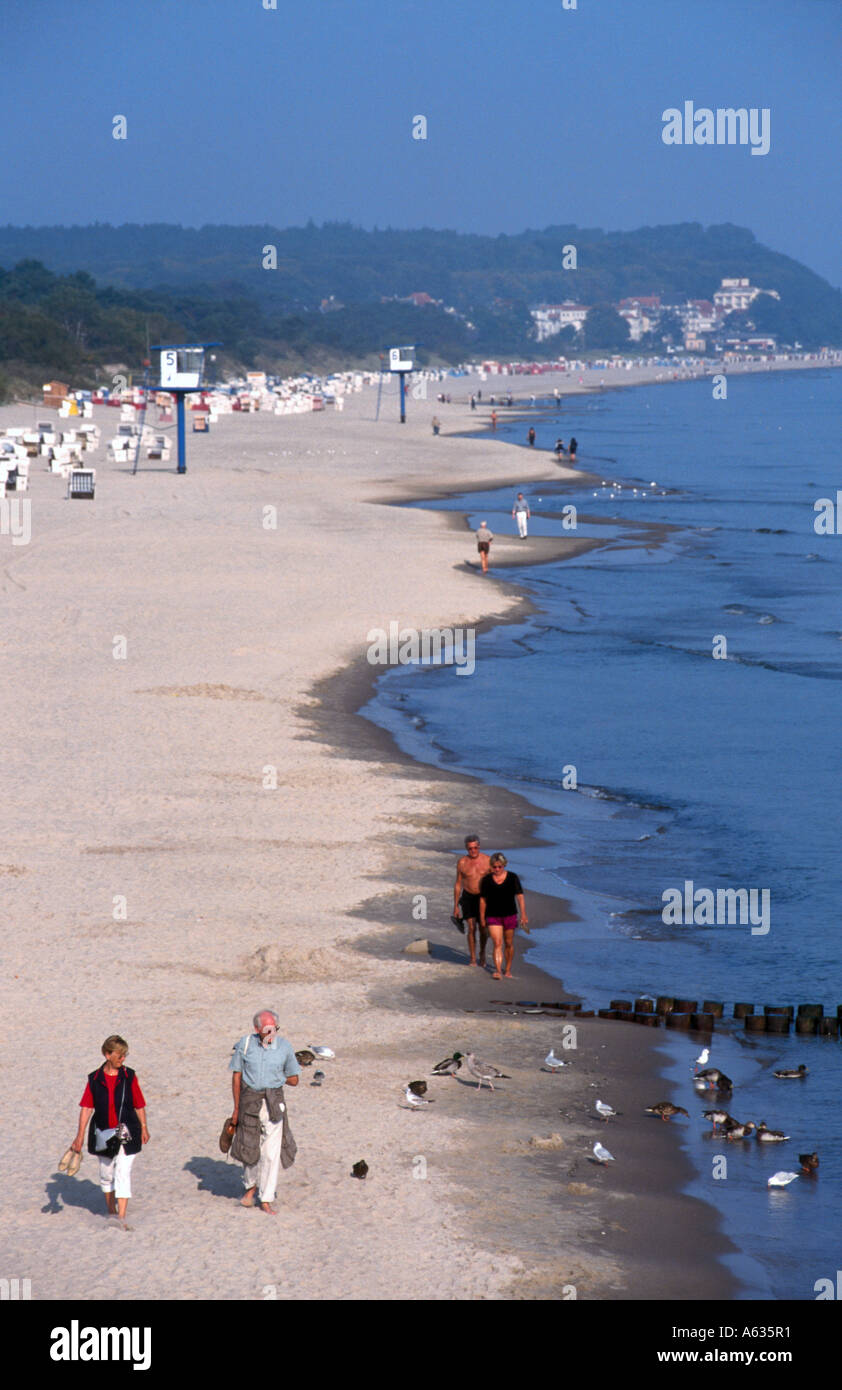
[0,360,797,1301]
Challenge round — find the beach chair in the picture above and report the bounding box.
[67,468,96,500]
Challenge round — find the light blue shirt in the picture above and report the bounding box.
[229,1034,300,1089]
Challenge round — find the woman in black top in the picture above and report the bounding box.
[479,853,529,979]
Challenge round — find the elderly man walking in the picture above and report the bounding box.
[229,1009,300,1215]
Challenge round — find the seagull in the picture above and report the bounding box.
[464,1052,510,1092]
[595,1100,617,1121]
[757,1122,789,1142]
[773,1064,808,1079]
[693,1047,710,1073]
[309,1045,335,1059]
[351,1160,368,1180]
[593,1142,615,1164]
[767,1171,799,1188]
[645,1102,689,1122]
[544,1049,567,1072]
[295,1050,315,1067]
[311,1070,325,1086]
[407,1080,428,1098]
[403,1086,434,1108]
[431,1052,463,1078]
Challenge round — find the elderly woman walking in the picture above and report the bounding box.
[479,853,529,979]
[67,1034,149,1228]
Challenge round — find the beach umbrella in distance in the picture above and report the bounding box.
[351,1161,368,1180]
[593,1142,615,1164]
[767,1171,799,1188]
[595,1100,617,1121]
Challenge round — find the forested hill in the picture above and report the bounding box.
[0,222,840,345]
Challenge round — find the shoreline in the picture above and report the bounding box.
[0,368,749,1301]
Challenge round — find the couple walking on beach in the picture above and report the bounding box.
[64,1011,300,1224]
[453,835,529,979]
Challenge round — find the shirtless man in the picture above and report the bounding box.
[454,835,492,967]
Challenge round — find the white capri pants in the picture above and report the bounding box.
[98,1148,137,1199]
[242,1099,285,1204]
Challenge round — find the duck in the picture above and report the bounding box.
[773,1064,808,1079]
[799,1152,819,1174]
[645,1102,689,1122]
[696,1068,733,1091]
[703,1109,733,1133]
[295,1049,315,1066]
[430,1052,463,1078]
[757,1121,790,1142]
[407,1080,428,1098]
[722,1119,756,1141]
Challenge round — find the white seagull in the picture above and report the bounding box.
[544,1049,567,1072]
[403,1086,434,1108]
[593,1142,615,1164]
[595,1100,617,1121]
[309,1045,335,1059]
[693,1047,710,1073]
[767,1171,799,1188]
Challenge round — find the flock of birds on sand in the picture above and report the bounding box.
[296,1042,818,1188]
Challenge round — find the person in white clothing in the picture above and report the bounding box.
[512,492,531,539]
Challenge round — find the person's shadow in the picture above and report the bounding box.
[42,1174,106,1217]
[183,1156,242,1200]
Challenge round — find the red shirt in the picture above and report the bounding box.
[80,1070,146,1126]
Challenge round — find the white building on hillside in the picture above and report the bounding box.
[531,302,590,341]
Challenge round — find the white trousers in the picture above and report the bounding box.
[98,1149,137,1199]
[242,1100,284,1203]
[516,512,528,537]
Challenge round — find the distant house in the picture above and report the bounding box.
[406,291,436,307]
[530,302,590,341]
[618,296,662,341]
[713,277,779,313]
[42,380,69,408]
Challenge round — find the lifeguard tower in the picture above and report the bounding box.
[388,345,416,424]
[150,341,221,473]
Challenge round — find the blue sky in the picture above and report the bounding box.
[1,0,840,285]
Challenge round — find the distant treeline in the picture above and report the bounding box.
[1,220,841,399]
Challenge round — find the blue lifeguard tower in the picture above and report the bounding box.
[150,341,221,473]
[388,344,416,423]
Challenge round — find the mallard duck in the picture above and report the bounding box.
[773,1064,808,1079]
[431,1052,463,1078]
[696,1068,733,1091]
[645,1102,689,1122]
[464,1052,510,1092]
[295,1049,315,1066]
[757,1121,789,1142]
[723,1119,756,1140]
[799,1152,819,1174]
[407,1080,427,1098]
[703,1109,733,1132]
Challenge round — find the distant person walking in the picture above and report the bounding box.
[432,416,441,435]
[470,395,476,410]
[568,436,578,460]
[490,410,498,431]
[555,438,566,460]
[475,520,493,574]
[479,854,529,980]
[512,492,531,538]
[527,427,536,446]
[68,1034,149,1229]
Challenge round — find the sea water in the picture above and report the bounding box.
[363,369,841,1300]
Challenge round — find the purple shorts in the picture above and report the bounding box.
[487,915,518,931]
